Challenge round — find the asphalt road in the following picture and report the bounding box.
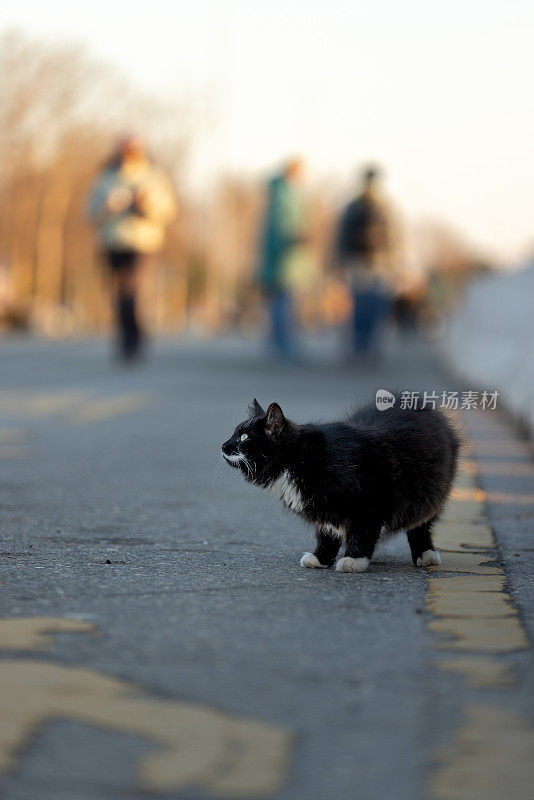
[1,334,533,800]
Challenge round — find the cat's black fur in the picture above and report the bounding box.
[221,397,460,572]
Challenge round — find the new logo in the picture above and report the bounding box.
[375,389,395,410]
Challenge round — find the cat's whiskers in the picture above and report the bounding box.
[211,457,229,490]
[241,452,255,479]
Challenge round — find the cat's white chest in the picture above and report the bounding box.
[270,470,305,514]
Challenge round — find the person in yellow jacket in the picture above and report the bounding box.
[88,135,176,359]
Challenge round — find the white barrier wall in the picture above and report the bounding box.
[444,262,534,433]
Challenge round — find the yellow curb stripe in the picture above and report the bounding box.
[425,575,506,592]
[428,616,528,653]
[430,705,534,800]
[433,658,516,690]
[429,551,501,575]
[426,425,533,799]
[434,522,495,552]
[450,487,488,502]
[426,590,516,618]
[441,503,486,524]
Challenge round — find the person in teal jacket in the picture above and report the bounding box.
[258,159,307,359]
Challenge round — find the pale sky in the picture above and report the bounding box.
[1,0,533,261]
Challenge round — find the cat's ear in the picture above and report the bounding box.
[248,398,265,418]
[265,402,285,436]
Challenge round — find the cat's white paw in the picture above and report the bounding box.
[416,549,441,567]
[300,552,329,569]
[336,556,370,573]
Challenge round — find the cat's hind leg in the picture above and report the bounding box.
[336,521,380,573]
[407,518,441,567]
[300,528,341,569]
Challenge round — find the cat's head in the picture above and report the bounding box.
[221,399,296,485]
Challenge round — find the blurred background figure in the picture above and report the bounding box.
[336,166,396,357]
[392,269,428,336]
[88,135,176,360]
[0,259,29,332]
[258,159,310,361]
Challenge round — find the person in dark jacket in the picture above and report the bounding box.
[336,166,396,355]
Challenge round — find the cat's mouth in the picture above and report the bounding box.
[222,451,243,469]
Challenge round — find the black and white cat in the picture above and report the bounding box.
[221,397,459,573]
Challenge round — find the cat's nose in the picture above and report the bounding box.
[221,441,232,455]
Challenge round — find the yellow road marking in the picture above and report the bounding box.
[0,390,82,419]
[0,617,96,651]
[26,392,85,416]
[431,705,534,800]
[484,491,534,505]
[428,616,528,653]
[451,487,487,503]
[426,574,506,594]
[0,429,29,443]
[459,459,478,476]
[434,658,516,690]
[68,394,146,424]
[427,589,516,618]
[426,429,533,798]
[0,618,292,797]
[441,501,486,524]
[0,446,26,459]
[429,551,501,575]
[0,391,147,425]
[434,522,495,552]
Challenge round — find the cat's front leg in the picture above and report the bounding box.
[300,528,340,569]
[336,522,379,573]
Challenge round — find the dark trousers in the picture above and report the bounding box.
[267,289,297,358]
[352,286,391,353]
[106,250,142,358]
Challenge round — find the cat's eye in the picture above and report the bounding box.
[240,433,248,441]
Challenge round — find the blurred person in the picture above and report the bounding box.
[88,136,176,360]
[0,260,30,332]
[336,166,396,356]
[392,269,428,334]
[258,159,309,361]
